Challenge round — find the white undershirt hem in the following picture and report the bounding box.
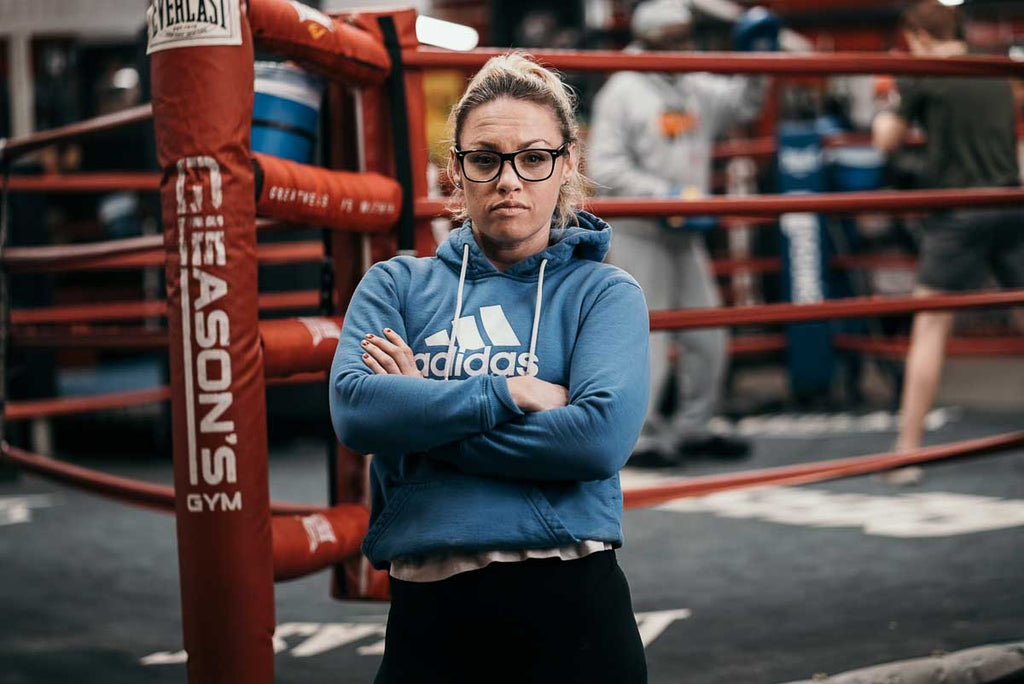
[389,540,613,583]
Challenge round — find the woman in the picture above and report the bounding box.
[330,53,650,683]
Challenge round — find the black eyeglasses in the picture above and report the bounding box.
[455,143,569,183]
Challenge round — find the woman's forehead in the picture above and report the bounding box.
[460,98,561,148]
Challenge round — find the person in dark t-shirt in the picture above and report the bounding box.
[873,0,1024,470]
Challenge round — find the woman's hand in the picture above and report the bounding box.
[360,330,568,412]
[507,375,569,413]
[361,328,422,377]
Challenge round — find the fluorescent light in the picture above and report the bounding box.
[938,0,964,6]
[112,67,140,90]
[416,15,479,51]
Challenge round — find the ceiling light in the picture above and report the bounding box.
[416,15,479,52]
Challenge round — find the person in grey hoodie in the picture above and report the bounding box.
[588,0,767,465]
[331,53,649,683]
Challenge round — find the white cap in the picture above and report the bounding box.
[631,0,693,41]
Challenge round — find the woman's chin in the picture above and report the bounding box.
[476,217,537,244]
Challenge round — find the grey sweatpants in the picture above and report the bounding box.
[608,220,728,449]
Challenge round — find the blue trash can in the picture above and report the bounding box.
[252,61,325,164]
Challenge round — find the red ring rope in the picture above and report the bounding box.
[834,334,1024,358]
[0,104,153,163]
[651,289,1024,330]
[5,173,159,193]
[6,240,322,274]
[6,387,171,421]
[10,290,321,325]
[416,188,1024,220]
[623,431,1024,509]
[6,372,327,424]
[3,235,162,272]
[0,442,367,583]
[10,326,167,349]
[403,47,1024,77]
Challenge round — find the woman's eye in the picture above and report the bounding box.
[467,154,496,166]
[522,153,545,164]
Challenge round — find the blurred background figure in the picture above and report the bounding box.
[872,0,1024,481]
[588,0,777,467]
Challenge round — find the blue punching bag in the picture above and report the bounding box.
[776,123,834,401]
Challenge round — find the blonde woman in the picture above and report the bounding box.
[331,53,649,683]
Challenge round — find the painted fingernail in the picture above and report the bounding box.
[384,328,393,334]
[361,340,368,347]
[365,334,373,339]
[362,353,369,359]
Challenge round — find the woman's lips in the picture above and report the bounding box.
[491,203,528,216]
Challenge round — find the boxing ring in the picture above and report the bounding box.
[1,2,1024,682]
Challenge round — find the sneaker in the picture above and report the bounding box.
[880,466,924,486]
[677,435,751,460]
[627,446,679,469]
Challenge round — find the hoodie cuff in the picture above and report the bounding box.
[483,375,524,429]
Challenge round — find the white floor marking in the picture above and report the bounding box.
[705,407,961,438]
[0,495,55,527]
[636,609,692,647]
[140,609,693,664]
[657,487,1024,538]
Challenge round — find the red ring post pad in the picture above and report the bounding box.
[261,316,343,377]
[249,0,390,86]
[149,2,276,682]
[254,152,401,232]
[271,506,370,581]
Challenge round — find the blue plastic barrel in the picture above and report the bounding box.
[252,62,325,164]
[829,146,884,192]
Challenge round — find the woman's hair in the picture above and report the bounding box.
[445,52,590,229]
[902,0,963,42]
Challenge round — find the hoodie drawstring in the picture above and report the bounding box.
[527,259,547,374]
[443,243,471,381]
[444,245,547,381]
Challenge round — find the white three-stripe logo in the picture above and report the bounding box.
[423,305,521,349]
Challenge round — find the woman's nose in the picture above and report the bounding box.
[495,158,522,191]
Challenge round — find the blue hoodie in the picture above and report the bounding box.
[329,210,650,569]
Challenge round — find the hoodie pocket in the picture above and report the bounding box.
[524,487,578,546]
[364,478,577,567]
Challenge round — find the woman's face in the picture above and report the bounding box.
[453,98,574,252]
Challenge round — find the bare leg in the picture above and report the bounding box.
[894,286,954,452]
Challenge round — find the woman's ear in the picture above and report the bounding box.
[448,147,462,189]
[561,142,578,185]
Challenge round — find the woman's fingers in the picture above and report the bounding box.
[382,328,412,353]
[361,336,401,374]
[362,330,419,376]
[382,328,418,374]
[361,352,387,374]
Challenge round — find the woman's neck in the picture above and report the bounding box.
[474,227,551,272]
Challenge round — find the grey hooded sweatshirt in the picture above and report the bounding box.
[588,68,765,198]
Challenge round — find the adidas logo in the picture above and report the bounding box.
[416,304,539,379]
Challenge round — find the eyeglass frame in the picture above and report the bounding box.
[453,142,571,183]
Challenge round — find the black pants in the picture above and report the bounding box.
[375,550,647,684]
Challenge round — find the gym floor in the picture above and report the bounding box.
[2,408,1022,684]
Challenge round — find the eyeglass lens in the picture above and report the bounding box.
[462,149,556,182]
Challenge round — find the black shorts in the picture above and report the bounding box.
[918,207,1024,292]
[375,551,648,684]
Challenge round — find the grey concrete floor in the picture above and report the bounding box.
[1,409,1022,684]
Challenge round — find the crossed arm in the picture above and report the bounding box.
[359,328,568,413]
[330,266,649,482]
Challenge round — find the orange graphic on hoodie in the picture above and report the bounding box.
[659,110,698,138]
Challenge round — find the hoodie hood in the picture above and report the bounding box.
[436,209,612,280]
